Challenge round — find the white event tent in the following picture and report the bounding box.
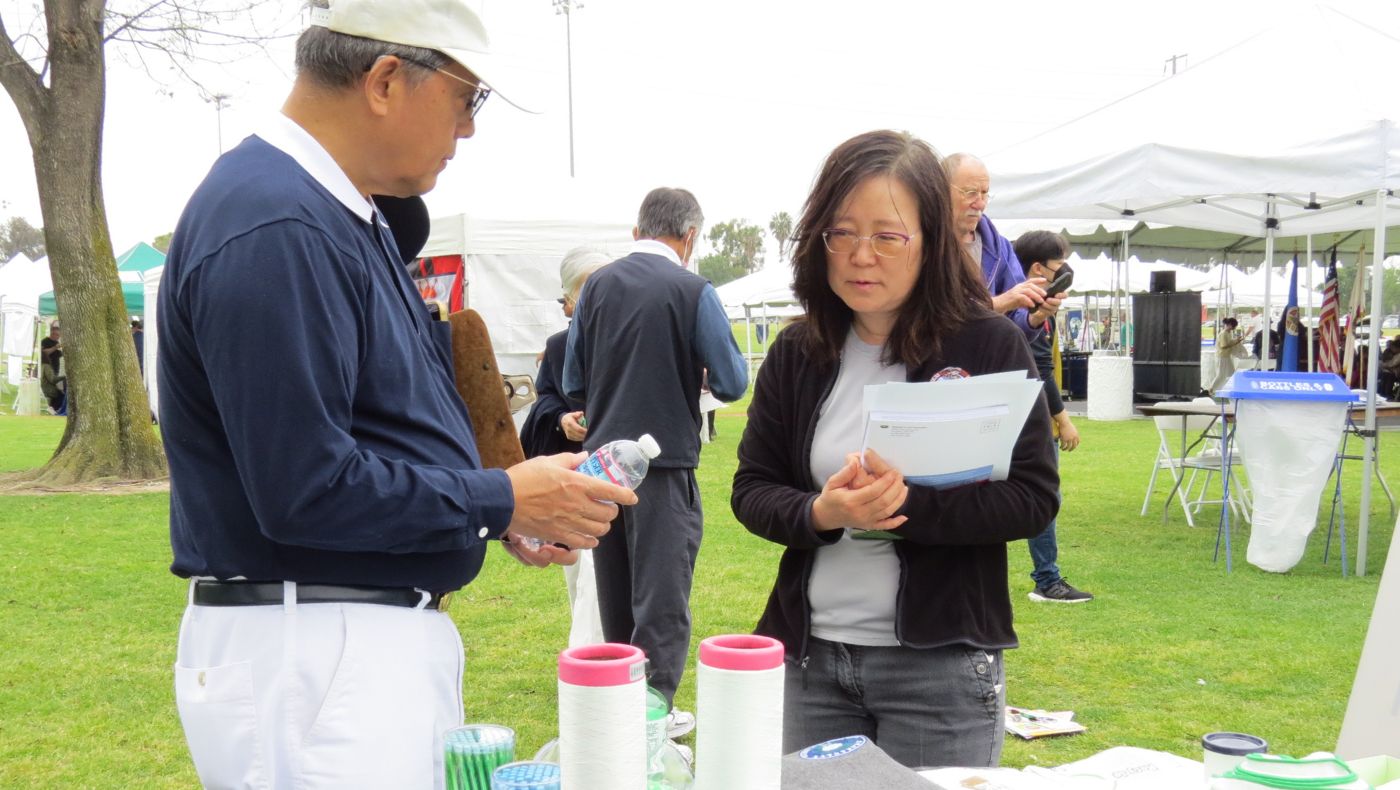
[986,2,1400,577]
[418,212,634,379]
[0,253,51,384]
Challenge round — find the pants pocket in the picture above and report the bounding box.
[174,660,266,790]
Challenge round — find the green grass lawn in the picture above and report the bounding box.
[0,409,1395,786]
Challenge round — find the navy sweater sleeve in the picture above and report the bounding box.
[179,221,513,554]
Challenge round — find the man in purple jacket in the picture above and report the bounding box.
[945,153,1093,604]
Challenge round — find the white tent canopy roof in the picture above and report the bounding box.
[0,253,52,311]
[989,4,1400,242]
[715,264,797,305]
[994,123,1400,238]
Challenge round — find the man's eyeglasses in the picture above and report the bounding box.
[820,229,918,258]
[955,187,993,203]
[394,55,491,119]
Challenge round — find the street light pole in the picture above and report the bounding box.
[207,93,231,155]
[552,0,582,178]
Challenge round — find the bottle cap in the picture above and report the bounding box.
[637,434,661,459]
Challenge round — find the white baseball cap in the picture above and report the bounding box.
[310,0,532,111]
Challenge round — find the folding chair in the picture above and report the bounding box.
[1142,411,1251,527]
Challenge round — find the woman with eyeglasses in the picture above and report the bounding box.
[730,130,1059,768]
[520,247,610,459]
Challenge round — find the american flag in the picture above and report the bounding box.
[1317,253,1342,373]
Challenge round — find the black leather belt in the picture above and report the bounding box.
[192,580,454,612]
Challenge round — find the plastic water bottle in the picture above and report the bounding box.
[575,434,661,493]
[519,434,661,549]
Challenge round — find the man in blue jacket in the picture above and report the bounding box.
[945,153,1093,604]
[158,2,634,786]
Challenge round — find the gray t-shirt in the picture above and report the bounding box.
[967,233,983,266]
[807,329,906,647]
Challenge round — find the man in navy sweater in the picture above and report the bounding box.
[158,1,633,786]
[564,187,749,736]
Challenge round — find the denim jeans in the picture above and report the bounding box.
[1028,442,1062,588]
[783,637,1005,769]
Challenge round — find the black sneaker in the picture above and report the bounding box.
[1029,579,1093,603]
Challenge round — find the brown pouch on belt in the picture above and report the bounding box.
[447,309,526,470]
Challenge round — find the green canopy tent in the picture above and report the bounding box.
[37,242,164,317]
[38,280,145,317]
[115,242,165,275]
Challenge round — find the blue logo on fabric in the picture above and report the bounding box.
[799,735,867,760]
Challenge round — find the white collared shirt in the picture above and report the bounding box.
[630,238,684,267]
[255,114,375,225]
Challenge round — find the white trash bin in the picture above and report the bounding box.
[1218,371,1357,573]
[1087,354,1134,421]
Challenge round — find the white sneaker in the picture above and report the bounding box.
[666,709,696,739]
[672,741,694,769]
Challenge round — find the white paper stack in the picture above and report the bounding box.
[860,372,1043,489]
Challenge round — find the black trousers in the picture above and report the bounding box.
[591,466,702,708]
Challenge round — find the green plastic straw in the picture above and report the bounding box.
[444,724,515,790]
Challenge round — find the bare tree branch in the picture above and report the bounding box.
[103,0,171,43]
[0,12,50,127]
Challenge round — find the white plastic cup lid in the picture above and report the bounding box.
[1202,732,1268,755]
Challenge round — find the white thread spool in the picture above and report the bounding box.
[695,634,785,790]
[557,643,647,790]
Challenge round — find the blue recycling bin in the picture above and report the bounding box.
[1216,371,1359,573]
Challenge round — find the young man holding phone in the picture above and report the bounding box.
[1011,230,1092,603]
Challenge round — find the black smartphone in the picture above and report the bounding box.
[1045,266,1074,295]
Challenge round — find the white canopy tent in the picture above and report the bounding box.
[714,264,800,320]
[419,213,634,379]
[713,263,802,364]
[988,2,1400,575]
[143,266,164,415]
[0,253,51,384]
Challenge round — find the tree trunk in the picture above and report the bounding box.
[3,0,165,486]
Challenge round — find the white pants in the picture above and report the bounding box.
[174,582,464,789]
[564,549,605,647]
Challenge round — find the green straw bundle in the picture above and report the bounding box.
[444,724,516,790]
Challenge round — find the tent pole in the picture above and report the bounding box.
[1358,190,1388,577]
[1121,232,1130,352]
[1262,200,1276,369]
[744,306,753,376]
[1306,235,1315,371]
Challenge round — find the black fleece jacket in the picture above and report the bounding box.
[730,314,1060,662]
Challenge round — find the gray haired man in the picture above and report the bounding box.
[159,1,633,786]
[564,187,749,734]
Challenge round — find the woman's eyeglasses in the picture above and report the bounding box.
[820,229,918,258]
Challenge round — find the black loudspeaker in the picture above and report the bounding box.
[1133,291,1201,398]
[1149,270,1177,293]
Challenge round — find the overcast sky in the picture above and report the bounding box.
[2,0,1398,258]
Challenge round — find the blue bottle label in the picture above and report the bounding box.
[577,447,629,487]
